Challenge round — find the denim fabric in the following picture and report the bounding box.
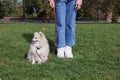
[55,0,76,48]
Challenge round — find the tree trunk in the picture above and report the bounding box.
[106,10,112,22]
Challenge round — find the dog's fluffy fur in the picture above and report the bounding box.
[27,32,49,64]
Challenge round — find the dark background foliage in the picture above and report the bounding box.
[0,0,120,21]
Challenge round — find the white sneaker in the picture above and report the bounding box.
[57,47,65,58]
[64,46,73,58]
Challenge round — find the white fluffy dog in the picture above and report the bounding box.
[27,32,49,64]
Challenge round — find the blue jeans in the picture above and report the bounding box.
[55,0,76,48]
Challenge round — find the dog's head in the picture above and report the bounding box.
[32,32,48,45]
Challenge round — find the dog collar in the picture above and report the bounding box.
[36,47,41,49]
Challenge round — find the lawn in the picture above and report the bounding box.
[0,22,120,80]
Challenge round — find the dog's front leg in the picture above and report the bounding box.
[31,56,35,64]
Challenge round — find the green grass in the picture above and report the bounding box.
[0,22,120,80]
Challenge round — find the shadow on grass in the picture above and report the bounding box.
[22,33,33,43]
[22,33,56,55]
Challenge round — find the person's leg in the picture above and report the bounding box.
[65,0,76,58]
[55,0,66,58]
[55,0,66,48]
[65,0,76,46]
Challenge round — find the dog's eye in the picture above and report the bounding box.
[35,37,37,39]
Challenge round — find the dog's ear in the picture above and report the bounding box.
[39,32,43,38]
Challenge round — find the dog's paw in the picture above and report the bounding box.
[38,61,42,64]
[32,61,35,64]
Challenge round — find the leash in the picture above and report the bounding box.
[52,5,57,54]
[35,47,49,62]
[35,47,45,61]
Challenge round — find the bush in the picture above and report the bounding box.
[0,1,5,19]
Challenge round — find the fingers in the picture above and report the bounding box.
[49,1,81,9]
[75,4,81,9]
[49,0,55,8]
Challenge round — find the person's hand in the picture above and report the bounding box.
[75,4,81,9]
[49,0,55,8]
